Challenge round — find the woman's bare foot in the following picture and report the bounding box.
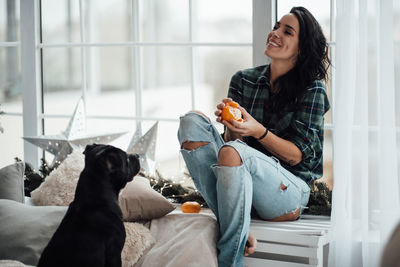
[244,232,257,256]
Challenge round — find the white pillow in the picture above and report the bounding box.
[123,222,155,266]
[31,150,84,206]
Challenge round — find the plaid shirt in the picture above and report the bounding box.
[227,64,330,184]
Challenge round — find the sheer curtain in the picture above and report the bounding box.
[329,0,400,266]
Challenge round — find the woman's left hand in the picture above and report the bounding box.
[221,106,266,139]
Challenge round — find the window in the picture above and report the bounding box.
[10,0,335,186]
[19,0,253,178]
[0,0,22,167]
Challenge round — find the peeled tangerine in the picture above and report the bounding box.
[181,201,201,213]
[221,101,243,122]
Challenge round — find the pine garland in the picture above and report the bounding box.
[19,158,331,215]
[15,157,54,197]
[303,181,332,216]
[140,170,208,207]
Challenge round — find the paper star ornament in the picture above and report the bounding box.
[127,122,158,176]
[23,97,126,167]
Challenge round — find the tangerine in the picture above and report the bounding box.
[181,201,201,213]
[221,101,242,122]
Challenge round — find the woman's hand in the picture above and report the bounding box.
[215,98,243,141]
[220,105,266,139]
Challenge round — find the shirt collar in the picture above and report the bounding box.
[256,64,271,86]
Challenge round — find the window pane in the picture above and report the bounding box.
[86,90,137,118]
[42,47,82,114]
[0,0,20,42]
[141,46,191,119]
[93,47,134,91]
[155,121,182,177]
[395,2,400,127]
[194,47,252,117]
[277,0,331,41]
[139,0,189,42]
[0,116,24,167]
[84,46,137,117]
[324,45,334,124]
[396,43,400,126]
[0,47,21,112]
[41,0,81,43]
[84,0,131,43]
[321,128,333,189]
[194,0,252,43]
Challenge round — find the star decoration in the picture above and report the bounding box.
[127,122,158,176]
[23,97,126,167]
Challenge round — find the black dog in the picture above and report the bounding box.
[37,144,140,267]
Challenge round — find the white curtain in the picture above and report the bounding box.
[329,0,400,267]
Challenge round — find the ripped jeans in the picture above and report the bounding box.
[177,112,310,267]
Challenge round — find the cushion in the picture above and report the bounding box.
[0,199,154,267]
[0,260,34,267]
[0,162,25,203]
[122,222,155,266]
[135,213,218,267]
[30,150,84,206]
[30,150,174,221]
[119,176,175,221]
[0,199,67,265]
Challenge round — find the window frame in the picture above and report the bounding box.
[19,0,335,171]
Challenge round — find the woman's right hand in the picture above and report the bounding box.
[214,98,234,123]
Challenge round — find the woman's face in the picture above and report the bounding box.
[264,13,300,65]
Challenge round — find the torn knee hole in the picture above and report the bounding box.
[182,141,209,150]
[280,183,287,191]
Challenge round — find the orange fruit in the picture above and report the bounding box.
[181,201,201,213]
[221,101,242,122]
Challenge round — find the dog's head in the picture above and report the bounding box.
[83,144,140,191]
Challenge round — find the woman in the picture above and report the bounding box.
[177,6,330,267]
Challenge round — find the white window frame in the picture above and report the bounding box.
[19,0,335,170]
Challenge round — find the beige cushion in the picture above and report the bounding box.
[30,150,174,221]
[119,176,175,221]
[30,150,84,206]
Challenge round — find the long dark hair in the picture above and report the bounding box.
[272,6,330,112]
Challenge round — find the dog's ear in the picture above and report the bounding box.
[102,147,126,173]
[83,143,97,155]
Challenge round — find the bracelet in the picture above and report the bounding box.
[257,128,269,141]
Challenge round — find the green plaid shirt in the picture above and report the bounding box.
[228,64,330,184]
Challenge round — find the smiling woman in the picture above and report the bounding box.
[177,6,330,267]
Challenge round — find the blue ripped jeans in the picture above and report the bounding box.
[177,112,310,267]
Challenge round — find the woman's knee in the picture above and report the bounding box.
[187,110,209,119]
[218,146,242,167]
[267,207,300,222]
[180,110,210,124]
[182,141,209,150]
[179,111,210,132]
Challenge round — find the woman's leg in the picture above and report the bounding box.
[177,111,225,216]
[214,140,311,267]
[211,143,253,267]
[249,153,310,221]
